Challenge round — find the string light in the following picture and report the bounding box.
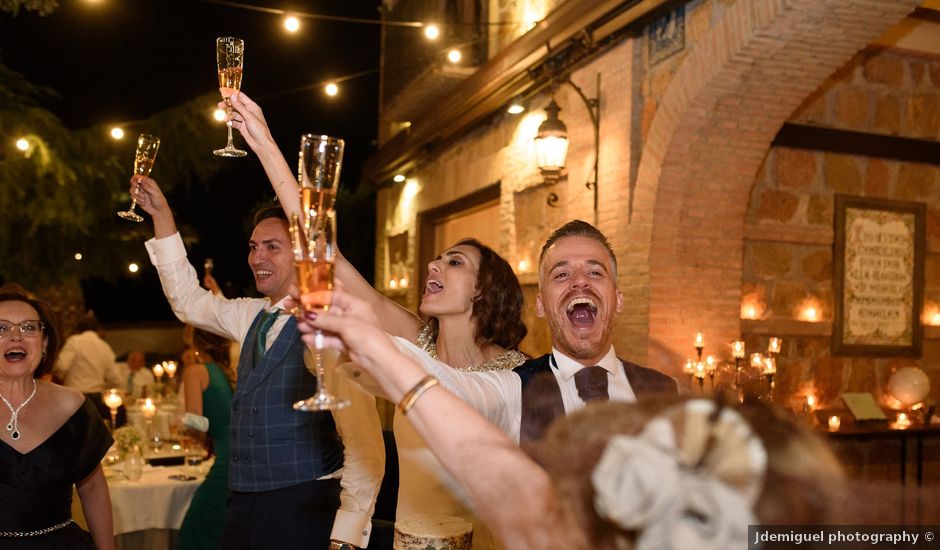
[424,24,440,40]
[447,49,461,63]
[393,174,406,183]
[128,262,139,273]
[507,99,525,114]
[324,82,339,96]
[213,108,227,122]
[15,138,29,151]
[284,15,300,32]
[74,253,83,261]
[110,127,125,140]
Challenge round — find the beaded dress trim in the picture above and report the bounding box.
[416,322,527,372]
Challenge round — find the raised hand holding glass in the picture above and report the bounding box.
[117,134,160,222]
[213,37,247,157]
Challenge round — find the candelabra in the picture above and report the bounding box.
[731,341,746,403]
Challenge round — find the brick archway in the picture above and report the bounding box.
[627,0,920,376]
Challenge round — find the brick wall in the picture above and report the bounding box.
[744,47,940,410]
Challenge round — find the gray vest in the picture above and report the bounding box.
[228,311,344,492]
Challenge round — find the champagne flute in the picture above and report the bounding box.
[213,36,247,157]
[290,212,348,411]
[298,134,344,235]
[117,134,160,222]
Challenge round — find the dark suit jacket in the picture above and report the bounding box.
[514,353,678,442]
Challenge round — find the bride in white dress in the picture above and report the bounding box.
[224,92,528,549]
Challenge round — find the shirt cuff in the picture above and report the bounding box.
[144,232,187,266]
[331,509,372,548]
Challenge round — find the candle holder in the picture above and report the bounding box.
[140,397,161,451]
[694,332,704,362]
[103,389,123,431]
[683,359,695,388]
[704,355,717,390]
[163,360,178,379]
[695,362,706,394]
[828,415,841,432]
[762,356,777,402]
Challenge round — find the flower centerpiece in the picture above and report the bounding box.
[112,425,144,457]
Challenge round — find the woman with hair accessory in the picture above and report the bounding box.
[0,284,115,549]
[177,328,237,550]
[295,289,846,549]
[226,91,528,549]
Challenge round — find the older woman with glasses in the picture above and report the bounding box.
[0,284,115,549]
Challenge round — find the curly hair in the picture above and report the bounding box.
[0,283,60,379]
[426,239,527,350]
[192,328,237,390]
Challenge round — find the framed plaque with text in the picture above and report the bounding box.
[833,195,925,356]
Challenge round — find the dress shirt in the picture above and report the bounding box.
[119,366,155,399]
[54,331,123,393]
[145,232,384,547]
[393,339,637,443]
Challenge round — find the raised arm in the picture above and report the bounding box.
[227,92,422,341]
[299,291,584,550]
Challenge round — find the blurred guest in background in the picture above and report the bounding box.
[53,311,126,427]
[0,284,115,549]
[178,328,237,550]
[120,350,154,400]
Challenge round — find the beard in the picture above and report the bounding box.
[544,310,614,362]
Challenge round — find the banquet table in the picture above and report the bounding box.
[75,460,213,550]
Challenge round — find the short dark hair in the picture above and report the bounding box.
[252,206,288,227]
[538,219,617,276]
[75,311,101,333]
[0,283,60,378]
[426,239,527,350]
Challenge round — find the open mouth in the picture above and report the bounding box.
[424,279,444,295]
[254,269,273,280]
[3,348,27,362]
[566,297,598,328]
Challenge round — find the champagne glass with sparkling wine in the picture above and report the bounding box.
[213,36,247,157]
[291,134,346,411]
[117,134,160,222]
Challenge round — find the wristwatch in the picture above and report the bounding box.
[328,541,356,550]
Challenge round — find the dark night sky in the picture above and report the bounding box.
[0,0,381,323]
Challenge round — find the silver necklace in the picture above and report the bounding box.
[0,379,38,440]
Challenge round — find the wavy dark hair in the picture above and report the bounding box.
[0,283,60,378]
[192,328,237,390]
[426,238,527,350]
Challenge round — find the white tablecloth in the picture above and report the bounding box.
[106,461,211,535]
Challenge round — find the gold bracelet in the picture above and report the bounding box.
[397,375,439,415]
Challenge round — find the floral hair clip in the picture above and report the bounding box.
[591,399,767,550]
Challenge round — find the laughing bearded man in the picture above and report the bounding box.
[375,219,677,444]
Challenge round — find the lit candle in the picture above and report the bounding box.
[932,312,940,326]
[695,362,705,379]
[399,277,408,288]
[683,359,694,376]
[896,412,911,429]
[762,357,777,375]
[731,340,745,359]
[164,360,177,378]
[750,353,764,369]
[389,279,398,289]
[104,389,123,410]
[768,337,782,354]
[828,415,841,431]
[705,355,716,374]
[806,394,816,411]
[153,363,165,379]
[140,397,157,420]
[694,332,704,349]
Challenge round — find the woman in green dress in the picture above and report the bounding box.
[177,328,236,550]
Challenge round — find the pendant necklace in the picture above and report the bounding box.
[0,379,38,440]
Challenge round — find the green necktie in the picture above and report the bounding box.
[253,308,281,365]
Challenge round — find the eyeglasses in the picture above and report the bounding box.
[0,320,45,339]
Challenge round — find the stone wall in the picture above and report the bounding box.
[744,47,940,410]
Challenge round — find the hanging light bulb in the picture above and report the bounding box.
[110,127,125,140]
[447,49,461,63]
[284,15,300,33]
[423,24,440,40]
[325,82,338,97]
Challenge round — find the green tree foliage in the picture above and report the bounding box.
[0,0,58,17]
[0,63,222,287]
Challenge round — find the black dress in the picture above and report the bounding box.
[0,397,113,548]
